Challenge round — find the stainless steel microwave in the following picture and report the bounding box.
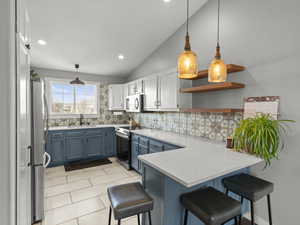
[125,94,143,112]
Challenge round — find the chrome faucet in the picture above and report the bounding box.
[79,114,84,126]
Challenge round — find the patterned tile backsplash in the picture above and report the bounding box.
[48,84,130,127]
[48,84,242,142]
[131,112,243,142]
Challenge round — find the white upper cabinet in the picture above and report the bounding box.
[108,84,124,110]
[127,79,144,96]
[123,83,129,110]
[143,69,192,112]
[158,71,178,110]
[143,76,158,111]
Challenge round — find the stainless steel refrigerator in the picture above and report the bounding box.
[30,75,51,223]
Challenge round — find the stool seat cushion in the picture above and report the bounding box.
[180,187,241,225]
[222,173,274,201]
[107,182,153,220]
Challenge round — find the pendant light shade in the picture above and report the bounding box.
[208,45,227,82]
[208,0,227,83]
[178,0,198,79]
[70,64,85,85]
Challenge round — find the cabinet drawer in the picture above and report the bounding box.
[149,140,164,152]
[50,132,65,140]
[138,144,148,155]
[85,129,103,136]
[65,131,84,137]
[139,137,149,146]
[132,135,139,143]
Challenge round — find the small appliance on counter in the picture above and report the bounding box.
[125,94,143,112]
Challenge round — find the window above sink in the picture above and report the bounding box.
[46,78,100,118]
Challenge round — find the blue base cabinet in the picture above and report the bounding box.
[46,132,65,167]
[104,128,116,157]
[131,134,181,174]
[46,127,117,167]
[65,131,85,161]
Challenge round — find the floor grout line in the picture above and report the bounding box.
[44,160,142,225]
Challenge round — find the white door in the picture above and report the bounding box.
[16,36,32,225]
[159,72,178,111]
[108,84,124,110]
[143,76,158,111]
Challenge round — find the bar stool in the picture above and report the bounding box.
[180,187,241,225]
[222,173,274,225]
[107,182,153,225]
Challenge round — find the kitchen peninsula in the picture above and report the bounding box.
[134,129,262,225]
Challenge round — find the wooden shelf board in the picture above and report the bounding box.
[187,64,246,80]
[180,82,245,93]
[181,108,244,113]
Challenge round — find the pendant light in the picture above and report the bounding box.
[70,64,85,85]
[178,0,198,79]
[208,0,227,83]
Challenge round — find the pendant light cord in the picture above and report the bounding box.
[186,0,189,35]
[217,0,220,46]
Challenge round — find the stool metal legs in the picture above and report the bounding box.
[137,214,140,225]
[267,195,273,225]
[108,207,153,225]
[148,211,152,225]
[183,209,188,225]
[250,201,255,225]
[108,207,112,225]
[239,197,244,225]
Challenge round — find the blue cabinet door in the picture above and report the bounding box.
[86,134,104,158]
[138,144,149,173]
[65,131,85,162]
[131,141,139,172]
[46,134,65,167]
[104,128,116,157]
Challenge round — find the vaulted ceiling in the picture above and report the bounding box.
[28,0,207,76]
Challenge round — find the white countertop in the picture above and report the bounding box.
[134,129,263,188]
[49,124,129,131]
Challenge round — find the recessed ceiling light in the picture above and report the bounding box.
[118,54,125,60]
[163,0,171,3]
[37,39,47,45]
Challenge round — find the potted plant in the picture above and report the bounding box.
[233,113,294,166]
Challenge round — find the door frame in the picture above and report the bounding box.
[0,0,17,225]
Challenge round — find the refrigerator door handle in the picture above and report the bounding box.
[43,152,51,168]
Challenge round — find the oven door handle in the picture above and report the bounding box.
[116,133,130,140]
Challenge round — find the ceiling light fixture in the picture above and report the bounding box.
[70,64,85,85]
[163,0,171,3]
[118,54,125,60]
[178,0,198,79]
[37,39,47,45]
[208,0,227,83]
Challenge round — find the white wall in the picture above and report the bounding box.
[0,0,16,224]
[128,0,300,224]
[32,67,126,84]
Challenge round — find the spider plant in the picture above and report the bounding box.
[233,113,294,166]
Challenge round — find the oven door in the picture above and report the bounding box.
[116,132,131,169]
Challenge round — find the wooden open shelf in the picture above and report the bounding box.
[181,108,244,113]
[180,82,245,93]
[186,64,246,80]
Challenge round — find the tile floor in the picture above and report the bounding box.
[40,158,141,225]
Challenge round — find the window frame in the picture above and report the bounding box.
[45,78,100,119]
